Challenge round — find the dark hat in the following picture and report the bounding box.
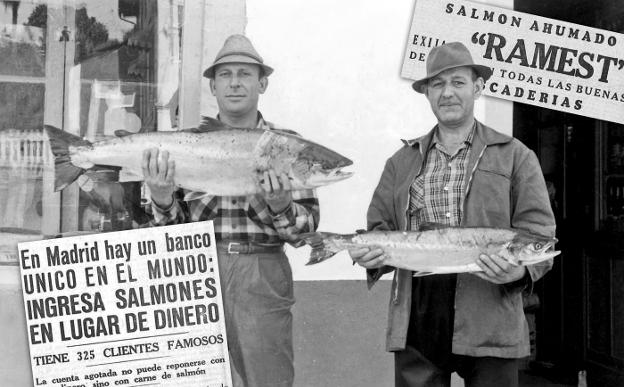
[412,42,492,93]
[203,34,273,79]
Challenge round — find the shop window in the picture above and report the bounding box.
[0,0,185,265]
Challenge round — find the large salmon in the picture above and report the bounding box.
[45,120,353,196]
[301,226,559,275]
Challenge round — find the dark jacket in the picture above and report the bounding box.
[367,120,556,358]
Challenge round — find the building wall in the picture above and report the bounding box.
[292,281,393,387]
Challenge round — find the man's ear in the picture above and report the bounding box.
[259,76,268,94]
[209,79,216,96]
[473,77,484,100]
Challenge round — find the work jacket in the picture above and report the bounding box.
[367,120,556,358]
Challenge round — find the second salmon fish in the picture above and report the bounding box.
[301,226,559,275]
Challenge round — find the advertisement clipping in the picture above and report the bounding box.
[18,221,232,387]
[402,0,624,124]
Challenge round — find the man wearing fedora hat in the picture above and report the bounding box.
[349,42,555,386]
[142,34,319,387]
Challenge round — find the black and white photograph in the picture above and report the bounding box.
[0,0,622,386]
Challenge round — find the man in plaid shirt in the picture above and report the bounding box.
[349,42,555,387]
[142,35,318,387]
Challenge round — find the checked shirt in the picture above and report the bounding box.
[151,115,319,246]
[409,125,474,230]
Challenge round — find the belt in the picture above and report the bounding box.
[216,241,284,255]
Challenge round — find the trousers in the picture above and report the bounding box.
[217,247,295,387]
[395,277,519,387]
[395,348,519,387]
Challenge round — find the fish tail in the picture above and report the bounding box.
[300,232,345,265]
[45,125,91,191]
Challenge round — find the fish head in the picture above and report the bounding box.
[254,130,353,189]
[506,231,560,265]
[289,142,353,188]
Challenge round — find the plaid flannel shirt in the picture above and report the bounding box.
[151,115,319,247]
[409,125,474,229]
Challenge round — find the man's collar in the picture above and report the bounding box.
[429,122,476,150]
[402,119,512,149]
[255,112,270,129]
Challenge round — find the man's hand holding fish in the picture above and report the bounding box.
[142,148,175,208]
[348,246,385,269]
[259,169,293,214]
[474,253,527,284]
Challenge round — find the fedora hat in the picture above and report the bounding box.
[203,34,273,79]
[412,42,492,93]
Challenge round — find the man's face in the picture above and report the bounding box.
[424,67,483,128]
[210,63,267,117]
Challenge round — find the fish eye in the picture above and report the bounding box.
[533,242,542,250]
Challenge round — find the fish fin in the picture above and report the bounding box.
[114,129,135,137]
[300,232,345,265]
[412,271,434,277]
[183,127,216,134]
[44,125,91,191]
[182,191,211,201]
[417,222,449,231]
[183,117,231,133]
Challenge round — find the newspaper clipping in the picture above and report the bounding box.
[402,0,624,125]
[18,221,232,387]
